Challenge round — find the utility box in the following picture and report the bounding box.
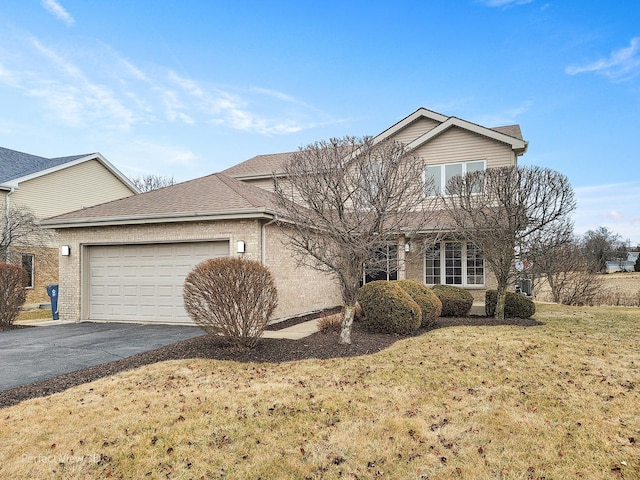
[516,279,532,296]
[46,284,59,320]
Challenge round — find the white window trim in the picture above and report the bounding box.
[424,159,486,197]
[423,241,485,288]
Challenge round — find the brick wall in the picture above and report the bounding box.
[56,219,342,322]
[264,224,342,319]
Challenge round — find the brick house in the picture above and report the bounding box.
[0,148,138,307]
[42,107,527,323]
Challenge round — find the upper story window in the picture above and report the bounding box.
[424,160,485,196]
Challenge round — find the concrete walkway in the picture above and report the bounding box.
[263,319,319,340]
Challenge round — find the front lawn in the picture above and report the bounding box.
[1,303,638,479]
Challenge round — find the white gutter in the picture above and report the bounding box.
[41,209,279,229]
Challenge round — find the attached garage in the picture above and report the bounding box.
[87,241,229,324]
[43,172,343,323]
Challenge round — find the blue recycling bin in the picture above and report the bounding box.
[46,284,59,320]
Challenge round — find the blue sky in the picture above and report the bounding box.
[1,0,639,244]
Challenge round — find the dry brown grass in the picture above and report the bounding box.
[15,309,52,322]
[1,303,639,479]
[535,271,640,306]
[317,312,343,333]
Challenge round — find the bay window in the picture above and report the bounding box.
[425,241,484,286]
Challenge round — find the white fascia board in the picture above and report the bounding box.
[372,107,449,145]
[405,117,528,154]
[41,209,278,229]
[341,108,451,164]
[231,172,285,181]
[4,153,140,193]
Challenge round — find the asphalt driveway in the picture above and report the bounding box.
[0,322,205,391]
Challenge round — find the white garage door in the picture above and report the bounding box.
[88,241,229,323]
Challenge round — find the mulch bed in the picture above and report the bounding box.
[0,313,542,409]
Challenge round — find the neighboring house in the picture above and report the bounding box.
[605,252,639,273]
[42,107,527,324]
[0,147,138,306]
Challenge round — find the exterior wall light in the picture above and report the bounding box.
[60,245,71,256]
[237,240,245,254]
[404,242,411,253]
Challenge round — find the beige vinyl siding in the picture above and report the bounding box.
[415,126,516,168]
[11,160,134,220]
[240,177,277,192]
[389,117,441,145]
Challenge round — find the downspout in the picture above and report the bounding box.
[261,216,278,265]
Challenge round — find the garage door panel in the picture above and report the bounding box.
[88,241,229,323]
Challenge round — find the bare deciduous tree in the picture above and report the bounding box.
[442,165,575,320]
[1,206,53,263]
[581,226,625,273]
[529,234,603,305]
[129,174,175,192]
[273,136,436,344]
[0,263,28,327]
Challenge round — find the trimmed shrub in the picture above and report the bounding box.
[431,284,474,317]
[183,257,278,348]
[354,301,365,322]
[395,279,442,327]
[357,280,421,334]
[0,263,28,328]
[485,290,536,318]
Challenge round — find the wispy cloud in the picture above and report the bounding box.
[167,71,312,134]
[566,37,640,82]
[0,31,340,138]
[479,0,534,8]
[41,0,75,26]
[26,38,136,128]
[574,182,640,243]
[474,101,533,126]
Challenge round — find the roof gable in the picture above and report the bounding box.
[374,108,527,155]
[404,116,528,155]
[0,147,138,192]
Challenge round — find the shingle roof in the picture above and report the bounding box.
[0,146,94,183]
[223,151,296,179]
[490,125,523,140]
[43,172,283,225]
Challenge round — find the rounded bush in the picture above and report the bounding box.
[395,279,442,327]
[431,284,474,317]
[183,257,278,348]
[357,281,421,334]
[485,290,536,318]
